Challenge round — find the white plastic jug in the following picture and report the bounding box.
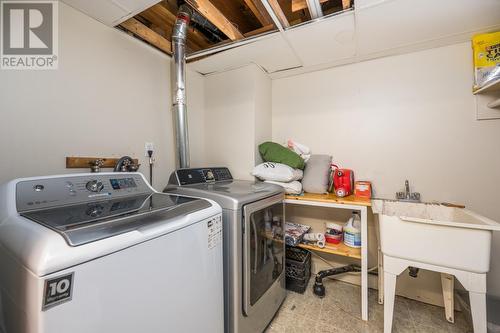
[344,212,361,248]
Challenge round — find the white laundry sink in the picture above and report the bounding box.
[371,200,500,273]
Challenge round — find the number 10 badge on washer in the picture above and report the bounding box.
[42,273,74,310]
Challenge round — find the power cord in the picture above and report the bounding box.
[147,149,154,186]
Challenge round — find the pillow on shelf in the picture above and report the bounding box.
[252,162,303,182]
[258,142,305,169]
[302,154,332,194]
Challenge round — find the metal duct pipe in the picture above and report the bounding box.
[171,5,192,169]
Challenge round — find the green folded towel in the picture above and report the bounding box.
[258,142,305,170]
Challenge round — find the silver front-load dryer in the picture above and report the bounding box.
[165,167,286,333]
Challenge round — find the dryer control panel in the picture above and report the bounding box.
[170,167,233,186]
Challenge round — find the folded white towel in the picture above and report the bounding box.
[264,180,302,195]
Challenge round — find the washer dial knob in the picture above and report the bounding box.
[86,180,104,193]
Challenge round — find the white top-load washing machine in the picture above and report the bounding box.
[0,172,223,333]
[165,167,286,333]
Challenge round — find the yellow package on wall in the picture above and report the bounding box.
[472,31,500,91]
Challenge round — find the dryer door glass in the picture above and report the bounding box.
[243,197,284,315]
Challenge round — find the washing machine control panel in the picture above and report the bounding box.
[16,174,151,212]
[86,180,104,193]
[173,167,233,185]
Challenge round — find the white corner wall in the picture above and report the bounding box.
[272,42,500,297]
[203,64,272,179]
[0,2,205,190]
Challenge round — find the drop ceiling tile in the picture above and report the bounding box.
[61,0,128,26]
[356,0,500,56]
[285,12,356,67]
[188,34,301,75]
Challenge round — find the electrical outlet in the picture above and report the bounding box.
[145,142,154,157]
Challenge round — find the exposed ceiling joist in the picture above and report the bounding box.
[141,4,210,50]
[118,0,351,57]
[306,0,323,19]
[244,24,275,37]
[265,0,290,28]
[186,0,245,40]
[120,18,172,54]
[209,0,261,33]
[291,0,328,12]
[243,0,273,26]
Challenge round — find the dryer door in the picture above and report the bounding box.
[243,194,284,316]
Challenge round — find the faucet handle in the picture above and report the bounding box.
[396,192,406,200]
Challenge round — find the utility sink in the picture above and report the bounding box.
[373,199,500,332]
[371,199,500,273]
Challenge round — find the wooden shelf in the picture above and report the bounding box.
[298,242,361,259]
[285,193,371,207]
[473,78,500,95]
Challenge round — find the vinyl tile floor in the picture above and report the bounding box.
[265,278,472,333]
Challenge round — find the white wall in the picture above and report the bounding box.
[0,2,205,191]
[272,42,500,297]
[203,64,272,179]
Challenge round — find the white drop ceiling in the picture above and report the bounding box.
[61,0,162,26]
[62,0,500,78]
[188,0,500,78]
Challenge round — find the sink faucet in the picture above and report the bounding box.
[396,180,421,202]
[405,180,410,199]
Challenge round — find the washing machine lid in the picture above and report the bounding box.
[166,180,283,210]
[21,193,211,246]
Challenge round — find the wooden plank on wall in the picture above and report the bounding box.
[186,0,244,40]
[66,157,139,169]
[120,18,172,54]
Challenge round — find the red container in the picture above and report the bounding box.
[355,181,372,199]
[325,233,342,244]
[331,165,354,197]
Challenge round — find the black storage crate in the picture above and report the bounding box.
[285,246,311,294]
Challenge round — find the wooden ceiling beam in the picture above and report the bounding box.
[209,0,260,33]
[141,4,211,50]
[243,0,273,26]
[186,0,244,40]
[291,0,328,12]
[266,0,290,28]
[120,18,172,54]
[243,24,274,37]
[305,0,323,18]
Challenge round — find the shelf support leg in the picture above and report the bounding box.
[441,273,455,323]
[374,215,384,304]
[361,206,368,321]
